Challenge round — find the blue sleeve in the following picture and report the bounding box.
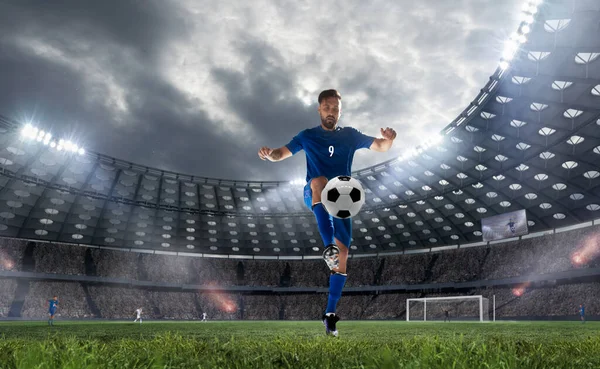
[285,131,304,155]
[350,127,375,150]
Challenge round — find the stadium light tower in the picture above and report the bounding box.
[497,0,541,71]
[19,123,86,156]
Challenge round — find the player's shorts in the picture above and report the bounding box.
[48,308,56,316]
[304,180,352,247]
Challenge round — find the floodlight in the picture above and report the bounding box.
[59,139,65,146]
[521,25,531,34]
[71,144,79,153]
[524,15,534,24]
[21,124,33,137]
[57,145,63,151]
[78,148,85,155]
[50,141,56,148]
[28,127,38,139]
[499,60,510,70]
[521,3,530,11]
[427,134,444,146]
[505,39,519,51]
[518,34,527,43]
[503,40,518,60]
[502,49,515,61]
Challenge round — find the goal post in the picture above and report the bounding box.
[406,295,491,322]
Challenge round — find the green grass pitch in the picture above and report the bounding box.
[1,320,599,368]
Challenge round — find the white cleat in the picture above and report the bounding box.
[322,245,340,270]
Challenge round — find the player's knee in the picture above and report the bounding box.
[335,241,349,255]
[310,176,328,193]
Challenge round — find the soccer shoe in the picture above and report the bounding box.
[322,314,340,337]
[322,245,340,270]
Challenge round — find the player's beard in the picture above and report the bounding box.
[321,116,337,130]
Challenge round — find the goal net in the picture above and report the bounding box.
[406,295,490,322]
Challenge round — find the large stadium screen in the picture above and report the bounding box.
[481,209,528,242]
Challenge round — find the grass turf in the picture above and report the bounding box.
[0,320,599,368]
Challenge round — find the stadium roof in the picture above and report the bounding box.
[0,0,598,257]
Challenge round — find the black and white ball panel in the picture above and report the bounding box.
[320,176,366,219]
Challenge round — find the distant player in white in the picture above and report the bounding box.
[134,308,143,324]
[202,312,207,322]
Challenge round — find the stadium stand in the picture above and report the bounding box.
[0,0,599,322]
[1,223,599,319]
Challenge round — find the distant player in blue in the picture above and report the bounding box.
[507,218,516,234]
[48,295,58,326]
[258,89,396,336]
[579,304,585,323]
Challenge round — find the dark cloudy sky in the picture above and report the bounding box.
[0,0,521,181]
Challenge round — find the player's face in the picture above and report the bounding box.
[318,97,341,130]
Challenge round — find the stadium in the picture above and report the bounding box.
[1,0,600,368]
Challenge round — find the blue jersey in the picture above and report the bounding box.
[580,306,585,315]
[49,299,58,310]
[507,221,516,233]
[286,126,375,182]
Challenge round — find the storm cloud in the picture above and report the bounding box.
[0,0,522,180]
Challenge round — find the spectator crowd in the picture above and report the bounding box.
[0,225,598,320]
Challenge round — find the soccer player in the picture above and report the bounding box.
[48,295,58,326]
[506,218,516,234]
[443,308,450,323]
[258,89,396,336]
[579,304,585,324]
[134,307,143,324]
[202,312,208,322]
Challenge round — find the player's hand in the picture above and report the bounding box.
[258,146,274,161]
[380,127,397,141]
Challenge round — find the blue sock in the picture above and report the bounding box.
[312,203,335,246]
[326,272,347,314]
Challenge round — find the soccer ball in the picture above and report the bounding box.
[320,176,365,219]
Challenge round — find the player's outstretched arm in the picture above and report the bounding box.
[258,146,292,162]
[370,127,397,152]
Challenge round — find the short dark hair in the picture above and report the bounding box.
[318,89,342,104]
